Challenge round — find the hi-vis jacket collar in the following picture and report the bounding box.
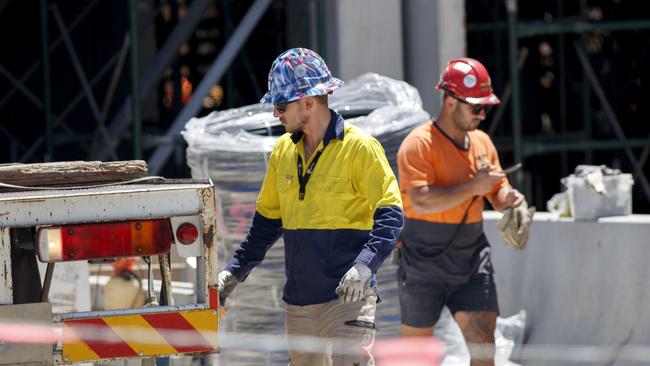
[290,109,345,146]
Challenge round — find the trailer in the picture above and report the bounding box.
[0,161,220,365]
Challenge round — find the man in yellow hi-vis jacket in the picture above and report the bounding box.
[216,48,404,366]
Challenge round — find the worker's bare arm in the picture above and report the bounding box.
[407,182,476,213]
[408,169,504,213]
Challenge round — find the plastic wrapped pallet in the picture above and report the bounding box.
[182,73,430,361]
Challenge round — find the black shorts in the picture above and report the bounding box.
[397,269,499,328]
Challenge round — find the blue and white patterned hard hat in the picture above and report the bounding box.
[260,48,344,105]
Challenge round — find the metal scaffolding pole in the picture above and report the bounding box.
[556,0,568,177]
[93,0,214,161]
[148,0,273,175]
[517,19,650,37]
[574,42,650,201]
[505,0,523,188]
[129,0,142,160]
[18,50,121,163]
[51,5,102,121]
[1,0,100,112]
[40,0,53,161]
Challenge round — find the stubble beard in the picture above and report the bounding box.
[453,108,476,132]
[284,116,307,134]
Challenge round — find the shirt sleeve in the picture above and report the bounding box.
[351,138,404,272]
[397,134,436,191]
[225,211,283,281]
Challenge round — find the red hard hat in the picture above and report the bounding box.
[436,57,500,105]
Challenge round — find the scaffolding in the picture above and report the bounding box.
[0,0,273,174]
[2,0,648,210]
[467,0,650,208]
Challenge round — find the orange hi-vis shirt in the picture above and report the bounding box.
[397,121,508,224]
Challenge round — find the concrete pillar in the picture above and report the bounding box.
[402,0,465,115]
[325,0,404,81]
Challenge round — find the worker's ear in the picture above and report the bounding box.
[446,95,457,109]
[442,94,451,107]
[303,96,315,111]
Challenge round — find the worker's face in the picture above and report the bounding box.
[273,98,307,133]
[450,95,487,132]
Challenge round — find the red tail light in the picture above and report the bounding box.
[176,223,198,245]
[37,219,173,263]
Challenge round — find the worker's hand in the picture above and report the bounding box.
[498,201,535,250]
[217,270,240,306]
[336,263,372,303]
[503,188,525,208]
[472,167,505,196]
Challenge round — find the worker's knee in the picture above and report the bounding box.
[454,311,496,344]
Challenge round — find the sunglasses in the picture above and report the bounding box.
[274,99,300,114]
[449,94,489,115]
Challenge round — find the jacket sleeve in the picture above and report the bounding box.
[225,211,283,281]
[352,138,404,272]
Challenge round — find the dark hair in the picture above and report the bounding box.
[315,94,328,105]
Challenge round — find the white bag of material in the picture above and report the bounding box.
[561,165,634,220]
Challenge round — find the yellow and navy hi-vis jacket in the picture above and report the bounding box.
[226,110,404,306]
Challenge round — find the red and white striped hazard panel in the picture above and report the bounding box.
[62,309,218,363]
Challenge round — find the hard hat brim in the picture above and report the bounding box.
[465,94,501,105]
[260,77,344,104]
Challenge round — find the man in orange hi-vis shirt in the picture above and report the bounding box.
[396,58,534,366]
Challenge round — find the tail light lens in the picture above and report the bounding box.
[176,223,199,245]
[37,219,173,263]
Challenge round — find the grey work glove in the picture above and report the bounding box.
[498,201,535,250]
[217,270,240,306]
[335,263,372,303]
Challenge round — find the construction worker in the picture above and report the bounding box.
[217,48,403,366]
[104,258,144,310]
[396,58,534,366]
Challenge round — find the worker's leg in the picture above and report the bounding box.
[448,249,499,366]
[322,293,377,366]
[286,302,329,366]
[398,267,448,337]
[453,311,497,366]
[400,324,435,337]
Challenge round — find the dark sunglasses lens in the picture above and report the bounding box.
[275,103,286,113]
[472,105,486,115]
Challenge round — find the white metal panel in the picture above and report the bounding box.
[0,183,210,228]
[0,228,12,304]
[170,215,203,257]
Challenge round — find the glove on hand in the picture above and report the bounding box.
[335,263,372,303]
[498,201,535,250]
[217,270,240,306]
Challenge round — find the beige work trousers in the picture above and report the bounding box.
[285,294,377,366]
